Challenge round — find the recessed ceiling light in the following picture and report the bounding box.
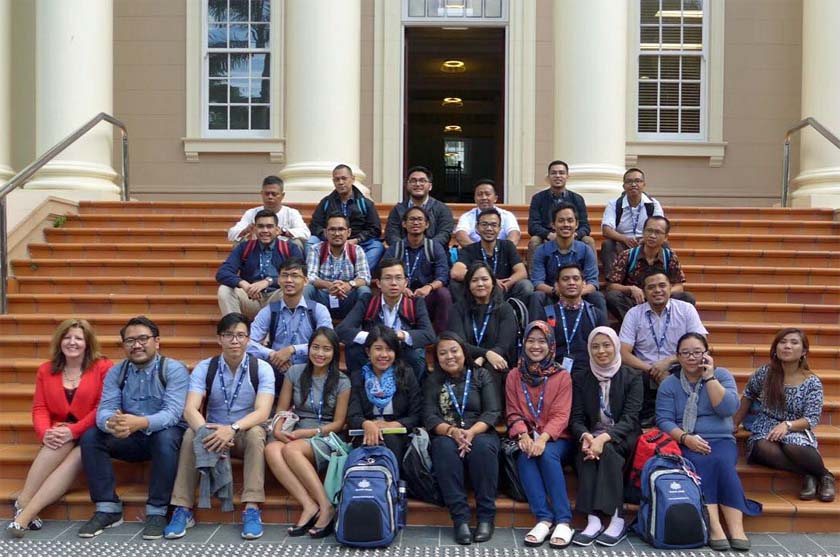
[441,60,466,73]
[444,125,462,133]
[442,97,464,107]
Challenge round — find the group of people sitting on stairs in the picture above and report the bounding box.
[9,161,835,553]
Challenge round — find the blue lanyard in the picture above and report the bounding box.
[445,369,471,427]
[326,252,343,281]
[218,363,248,416]
[630,205,642,236]
[520,379,546,421]
[558,305,583,352]
[481,243,499,275]
[552,248,574,271]
[280,306,306,348]
[404,248,422,281]
[309,387,324,424]
[471,303,494,345]
[646,307,672,356]
[598,386,614,420]
[339,200,350,217]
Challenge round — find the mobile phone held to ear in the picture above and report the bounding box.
[702,356,710,366]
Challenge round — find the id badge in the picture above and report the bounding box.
[561,356,574,371]
[328,294,340,309]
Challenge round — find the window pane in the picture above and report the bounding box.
[663,0,681,11]
[639,56,658,79]
[208,24,227,48]
[684,25,702,47]
[250,24,270,48]
[465,0,481,17]
[209,53,229,77]
[229,79,250,103]
[640,0,660,25]
[427,0,444,17]
[208,0,227,23]
[209,106,228,129]
[251,0,270,22]
[251,79,270,103]
[685,0,704,13]
[682,56,700,79]
[640,26,659,46]
[230,53,249,77]
[660,109,679,132]
[639,109,658,133]
[229,24,249,47]
[229,0,248,21]
[660,56,679,79]
[408,0,425,17]
[209,79,228,103]
[230,106,249,129]
[681,82,701,107]
[660,82,679,106]
[485,0,502,17]
[251,53,270,78]
[639,82,658,107]
[251,106,270,129]
[661,26,681,48]
[682,109,701,133]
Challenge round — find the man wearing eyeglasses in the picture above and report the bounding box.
[605,215,695,322]
[619,268,707,427]
[79,316,189,540]
[600,168,665,277]
[226,175,310,252]
[384,166,454,251]
[527,160,595,269]
[164,313,275,541]
[216,209,303,320]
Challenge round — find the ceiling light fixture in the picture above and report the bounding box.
[442,97,464,107]
[441,60,466,73]
[444,125,462,133]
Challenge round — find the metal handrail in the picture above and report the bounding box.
[0,112,130,313]
[782,117,840,207]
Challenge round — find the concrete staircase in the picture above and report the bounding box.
[1,201,839,532]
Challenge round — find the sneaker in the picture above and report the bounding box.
[163,507,195,540]
[13,501,42,531]
[6,521,26,538]
[78,512,124,538]
[241,507,263,539]
[143,514,168,540]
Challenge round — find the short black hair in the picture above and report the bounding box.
[120,316,160,340]
[326,212,350,228]
[402,205,429,223]
[217,312,250,335]
[551,202,579,222]
[261,175,283,188]
[375,257,406,280]
[279,256,307,276]
[623,167,645,181]
[254,208,279,224]
[477,207,502,223]
[547,160,569,174]
[406,165,433,182]
[643,215,671,234]
[473,179,497,193]
[556,263,583,281]
[642,266,669,286]
[332,164,353,175]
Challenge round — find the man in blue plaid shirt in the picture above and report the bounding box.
[303,213,372,318]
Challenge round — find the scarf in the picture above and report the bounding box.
[679,370,703,434]
[588,326,623,422]
[363,363,397,410]
[516,321,563,387]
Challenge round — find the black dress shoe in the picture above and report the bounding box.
[473,521,494,542]
[308,517,334,539]
[454,523,472,545]
[800,475,817,500]
[819,473,836,502]
[288,512,319,537]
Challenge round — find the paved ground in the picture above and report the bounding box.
[3,521,840,556]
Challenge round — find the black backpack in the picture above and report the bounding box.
[614,192,655,226]
[507,297,529,362]
[401,428,444,506]
[266,300,319,347]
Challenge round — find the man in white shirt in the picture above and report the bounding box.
[227,176,310,252]
[600,168,664,277]
[453,179,521,248]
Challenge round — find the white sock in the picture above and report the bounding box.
[580,514,602,537]
[603,510,625,537]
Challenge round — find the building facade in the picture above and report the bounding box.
[2,0,840,223]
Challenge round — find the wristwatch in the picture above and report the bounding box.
[265,276,274,285]
[785,421,793,431]
[230,423,241,433]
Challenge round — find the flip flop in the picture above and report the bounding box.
[549,522,574,549]
[523,521,552,547]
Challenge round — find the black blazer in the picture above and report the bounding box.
[347,366,423,430]
[336,293,437,349]
[447,300,517,367]
[570,365,643,451]
[423,366,500,431]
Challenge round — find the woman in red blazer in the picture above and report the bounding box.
[8,319,112,536]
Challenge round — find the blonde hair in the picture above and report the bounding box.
[49,318,102,374]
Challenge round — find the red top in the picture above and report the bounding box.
[31,358,113,441]
[505,368,572,441]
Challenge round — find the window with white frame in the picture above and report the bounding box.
[405,0,506,21]
[637,0,705,139]
[205,0,272,136]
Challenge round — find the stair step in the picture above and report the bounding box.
[0,336,216,362]
[685,264,840,286]
[698,302,840,325]
[45,228,229,244]
[28,243,232,260]
[12,259,222,277]
[0,314,217,337]
[705,321,840,345]
[6,294,219,315]
[11,276,217,295]
[692,284,840,305]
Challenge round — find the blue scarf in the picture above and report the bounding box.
[363,363,397,410]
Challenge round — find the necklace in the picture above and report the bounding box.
[63,369,82,387]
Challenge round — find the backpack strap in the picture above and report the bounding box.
[276,239,290,258]
[267,301,284,347]
[158,356,167,388]
[544,304,557,328]
[319,241,329,265]
[400,296,416,326]
[644,201,655,218]
[201,355,221,417]
[395,239,405,258]
[119,357,167,390]
[356,196,368,216]
[240,239,257,262]
[627,246,641,275]
[363,295,381,322]
[118,360,130,391]
[662,247,670,271]
[423,238,433,263]
[346,243,357,267]
[305,299,318,330]
[248,354,259,393]
[614,192,627,226]
[584,303,598,329]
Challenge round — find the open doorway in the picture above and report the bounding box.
[404,27,505,202]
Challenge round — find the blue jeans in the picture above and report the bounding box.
[80,425,185,516]
[517,438,573,523]
[305,237,385,272]
[303,283,372,319]
[345,342,428,384]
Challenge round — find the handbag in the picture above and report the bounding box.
[268,410,300,438]
[312,431,352,504]
[499,438,528,502]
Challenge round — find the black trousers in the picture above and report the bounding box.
[430,433,500,524]
[574,440,631,516]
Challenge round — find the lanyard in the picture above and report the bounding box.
[326,252,343,282]
[445,369,472,427]
[630,205,642,236]
[404,248,422,281]
[646,307,672,356]
[481,243,499,275]
[339,200,350,217]
[520,379,546,421]
[309,386,324,424]
[552,248,574,271]
[598,386,614,420]
[280,306,306,347]
[218,363,248,416]
[380,301,401,329]
[558,305,584,352]
[471,303,494,345]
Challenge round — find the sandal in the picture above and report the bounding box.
[549,522,574,549]
[523,521,552,547]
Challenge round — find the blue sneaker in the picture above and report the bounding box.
[163,507,194,539]
[241,507,263,539]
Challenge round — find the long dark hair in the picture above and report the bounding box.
[299,327,341,411]
[432,331,470,378]
[764,328,811,414]
[463,261,502,312]
[363,324,412,389]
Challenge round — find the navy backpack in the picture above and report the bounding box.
[634,453,709,549]
[335,445,406,547]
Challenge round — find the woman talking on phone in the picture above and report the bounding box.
[655,333,761,552]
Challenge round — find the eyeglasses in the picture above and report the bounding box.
[380,275,406,283]
[279,272,305,280]
[407,178,429,185]
[643,229,667,237]
[624,179,644,185]
[678,349,707,359]
[220,332,249,342]
[326,227,348,233]
[122,335,155,348]
[477,221,500,229]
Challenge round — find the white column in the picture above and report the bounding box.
[791,0,840,209]
[553,0,626,204]
[0,0,12,183]
[280,0,367,201]
[26,0,119,196]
